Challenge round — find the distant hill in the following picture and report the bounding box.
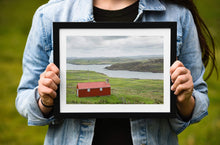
[67,55,163,65]
[105,59,163,73]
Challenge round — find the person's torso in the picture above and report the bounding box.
[37,0,199,145]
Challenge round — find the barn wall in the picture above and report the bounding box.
[78,87,111,97]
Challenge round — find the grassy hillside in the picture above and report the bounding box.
[66,70,163,104]
[0,0,219,145]
[105,59,163,73]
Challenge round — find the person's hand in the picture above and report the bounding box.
[38,63,60,114]
[170,61,195,120]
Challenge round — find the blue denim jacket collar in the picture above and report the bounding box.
[70,0,166,22]
[139,0,166,11]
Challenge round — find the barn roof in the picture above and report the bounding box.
[77,82,110,89]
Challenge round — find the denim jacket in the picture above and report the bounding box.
[16,0,209,145]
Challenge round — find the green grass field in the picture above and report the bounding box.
[0,0,219,145]
[66,70,163,104]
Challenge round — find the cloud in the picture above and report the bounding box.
[66,36,163,58]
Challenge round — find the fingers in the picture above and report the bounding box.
[170,61,187,82]
[173,80,193,96]
[38,82,56,106]
[170,60,184,75]
[170,67,189,83]
[170,61,195,118]
[38,63,60,106]
[170,60,193,96]
[45,70,60,85]
[46,63,59,76]
[171,71,191,93]
[40,77,58,91]
[38,84,57,99]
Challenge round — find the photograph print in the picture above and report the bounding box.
[54,22,176,117]
[66,36,164,105]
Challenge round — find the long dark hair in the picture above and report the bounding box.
[164,0,218,80]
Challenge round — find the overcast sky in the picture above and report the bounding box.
[66,36,163,58]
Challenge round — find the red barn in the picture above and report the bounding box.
[76,81,111,97]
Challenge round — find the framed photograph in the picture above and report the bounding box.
[53,22,176,118]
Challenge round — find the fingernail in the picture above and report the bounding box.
[171,85,174,90]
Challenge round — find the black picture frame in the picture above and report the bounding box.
[53,22,176,119]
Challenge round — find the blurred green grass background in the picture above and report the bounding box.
[0,0,219,145]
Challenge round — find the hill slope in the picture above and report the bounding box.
[105,59,163,73]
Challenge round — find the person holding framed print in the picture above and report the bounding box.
[16,0,217,145]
